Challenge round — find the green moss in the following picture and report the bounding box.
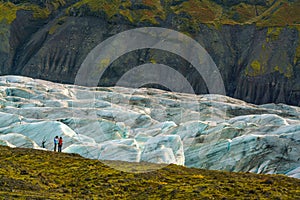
[245,60,267,77]
[169,0,224,32]
[210,0,300,27]
[2,0,300,27]
[171,0,220,23]
[296,45,300,64]
[0,0,68,27]
[66,0,253,30]
[66,0,166,24]
[50,0,66,10]
[285,64,293,78]
[0,2,18,24]
[138,0,166,24]
[22,4,50,19]
[294,26,300,65]
[48,24,59,35]
[256,1,300,27]
[48,16,66,35]
[226,3,263,24]
[176,0,299,27]
[209,21,223,30]
[150,58,156,64]
[0,1,53,25]
[251,60,262,72]
[247,62,293,79]
[273,64,293,78]
[1,146,300,199]
[67,0,130,21]
[274,65,282,73]
[266,27,283,42]
[119,9,133,23]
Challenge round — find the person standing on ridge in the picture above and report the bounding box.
[58,137,63,152]
[54,136,59,152]
[42,140,46,148]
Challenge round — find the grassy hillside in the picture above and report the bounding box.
[64,0,300,26]
[1,0,299,26]
[0,145,300,199]
[0,0,67,24]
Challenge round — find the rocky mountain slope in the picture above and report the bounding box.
[0,75,300,179]
[0,0,300,105]
[1,145,300,199]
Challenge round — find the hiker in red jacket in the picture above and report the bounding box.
[58,137,63,152]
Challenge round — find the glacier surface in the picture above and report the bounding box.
[0,76,300,177]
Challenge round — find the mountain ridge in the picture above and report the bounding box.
[0,0,300,105]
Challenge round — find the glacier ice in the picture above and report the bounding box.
[0,75,299,177]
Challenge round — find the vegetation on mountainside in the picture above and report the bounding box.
[66,0,166,24]
[0,2,19,23]
[1,0,298,31]
[0,145,300,199]
[0,0,299,77]
[64,0,300,65]
[0,0,66,24]
[64,0,300,26]
[1,0,299,44]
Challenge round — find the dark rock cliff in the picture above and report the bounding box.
[0,0,299,105]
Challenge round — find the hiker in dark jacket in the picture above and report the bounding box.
[58,137,63,152]
[42,140,46,148]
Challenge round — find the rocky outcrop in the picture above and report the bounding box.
[0,0,299,105]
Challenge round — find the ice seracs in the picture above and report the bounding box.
[0,75,299,177]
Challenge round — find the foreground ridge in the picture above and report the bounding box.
[0,145,300,199]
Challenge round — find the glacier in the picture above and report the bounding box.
[0,75,300,177]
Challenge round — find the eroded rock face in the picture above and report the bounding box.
[0,0,299,106]
[0,75,299,178]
